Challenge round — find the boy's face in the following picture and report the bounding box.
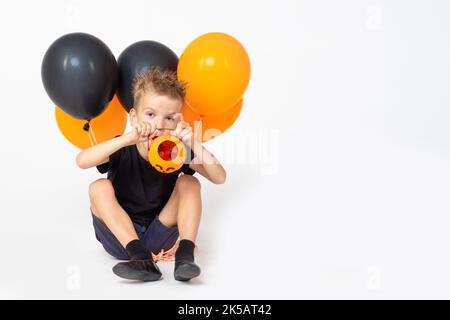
[130,92,183,136]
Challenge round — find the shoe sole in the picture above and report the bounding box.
[174,263,201,281]
[112,264,162,282]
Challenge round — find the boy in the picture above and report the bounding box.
[76,68,226,282]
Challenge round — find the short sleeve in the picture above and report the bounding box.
[181,146,196,176]
[96,162,109,174]
[96,136,124,174]
[96,147,123,174]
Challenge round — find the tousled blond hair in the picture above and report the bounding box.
[132,68,186,108]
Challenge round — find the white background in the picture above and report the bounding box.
[0,0,449,299]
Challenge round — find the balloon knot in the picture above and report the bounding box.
[83,120,90,132]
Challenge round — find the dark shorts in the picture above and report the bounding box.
[91,212,179,260]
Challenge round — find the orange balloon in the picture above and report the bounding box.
[178,32,250,116]
[182,98,243,142]
[55,95,127,149]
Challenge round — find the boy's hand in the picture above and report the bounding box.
[173,113,195,148]
[125,122,158,150]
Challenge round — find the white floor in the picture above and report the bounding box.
[3,137,450,299]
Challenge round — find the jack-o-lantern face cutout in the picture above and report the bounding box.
[148,134,186,173]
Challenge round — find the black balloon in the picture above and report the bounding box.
[117,41,178,112]
[41,33,118,120]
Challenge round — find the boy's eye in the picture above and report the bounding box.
[166,117,174,121]
[147,113,154,117]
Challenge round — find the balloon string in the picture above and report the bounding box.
[89,121,98,145]
[83,120,93,147]
[87,130,95,147]
[83,120,97,147]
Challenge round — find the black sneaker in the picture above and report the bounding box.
[112,259,162,282]
[174,260,201,281]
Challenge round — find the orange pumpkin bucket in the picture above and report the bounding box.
[148,134,187,173]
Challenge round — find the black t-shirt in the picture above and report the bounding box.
[96,142,196,227]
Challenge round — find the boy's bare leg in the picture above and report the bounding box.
[89,178,139,247]
[90,178,162,281]
[158,174,202,281]
[158,174,202,242]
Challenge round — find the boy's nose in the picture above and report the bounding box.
[156,119,165,129]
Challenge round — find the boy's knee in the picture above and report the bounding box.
[89,178,114,201]
[177,174,201,191]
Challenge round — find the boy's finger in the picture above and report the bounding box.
[175,119,187,134]
[143,123,150,137]
[174,112,184,123]
[146,122,153,135]
[141,126,148,138]
[173,126,181,138]
[179,127,191,139]
[150,129,159,139]
[150,123,158,134]
[181,121,190,130]
[178,121,189,136]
